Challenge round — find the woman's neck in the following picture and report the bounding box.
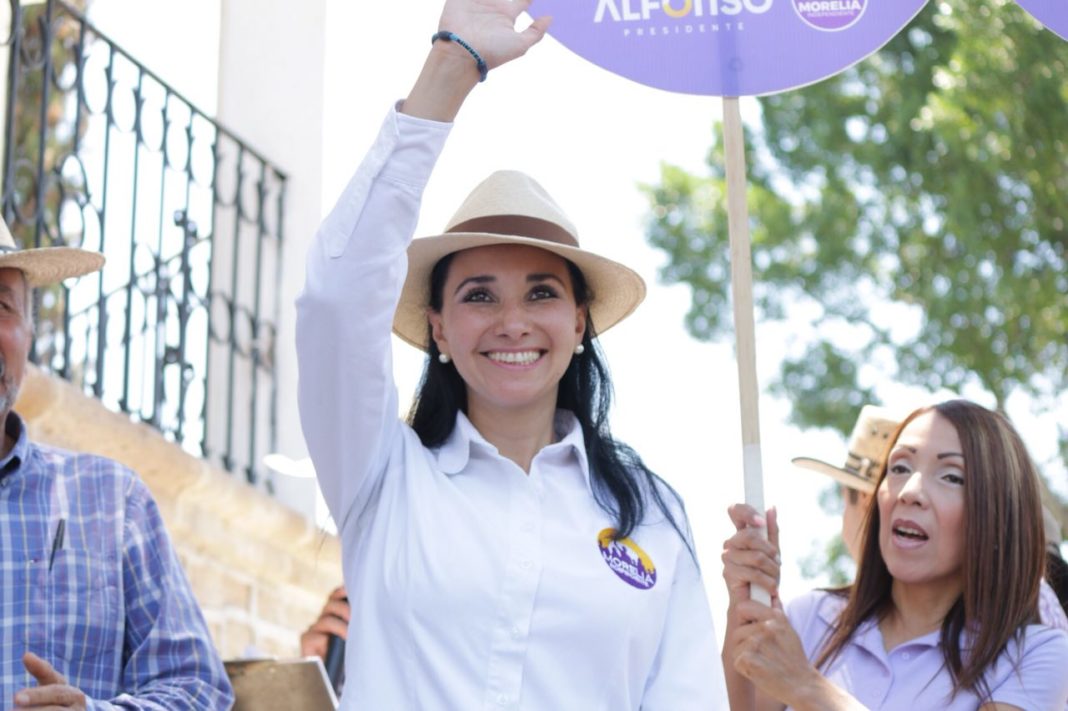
[880,577,963,650]
[467,401,558,474]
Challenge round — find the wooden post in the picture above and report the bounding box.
[722,96,770,606]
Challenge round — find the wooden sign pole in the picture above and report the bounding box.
[722,97,771,606]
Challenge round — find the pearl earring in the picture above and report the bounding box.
[438,352,451,364]
[574,344,585,355]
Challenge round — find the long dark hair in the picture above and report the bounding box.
[407,251,690,547]
[816,400,1045,701]
[1046,550,1068,617]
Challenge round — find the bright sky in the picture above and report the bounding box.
[94,0,1068,647]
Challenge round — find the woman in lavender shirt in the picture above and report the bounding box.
[721,399,1068,710]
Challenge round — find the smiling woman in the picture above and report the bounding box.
[425,244,587,437]
[293,1,729,709]
[720,399,1068,710]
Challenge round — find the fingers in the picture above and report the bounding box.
[14,683,85,709]
[727,503,762,531]
[301,588,351,658]
[321,598,351,624]
[767,506,780,551]
[734,599,785,624]
[518,14,552,50]
[308,614,349,640]
[21,653,66,686]
[722,508,783,607]
[722,517,780,563]
[300,630,330,660]
[722,556,780,598]
[509,0,535,21]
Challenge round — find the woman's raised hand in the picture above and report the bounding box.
[437,0,552,71]
[721,503,781,608]
[404,0,551,122]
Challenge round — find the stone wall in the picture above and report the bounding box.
[15,365,342,660]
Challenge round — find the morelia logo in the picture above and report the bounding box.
[792,0,867,31]
[597,528,658,590]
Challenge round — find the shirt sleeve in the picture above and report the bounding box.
[785,589,834,661]
[86,475,233,710]
[640,544,729,710]
[987,626,1068,709]
[295,105,451,531]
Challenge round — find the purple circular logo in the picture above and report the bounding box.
[793,0,868,32]
[1015,0,1068,41]
[533,0,929,96]
[597,528,657,590]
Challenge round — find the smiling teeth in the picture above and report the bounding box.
[488,351,540,365]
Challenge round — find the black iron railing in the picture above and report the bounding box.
[1,0,285,486]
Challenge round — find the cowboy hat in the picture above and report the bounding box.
[791,405,905,495]
[392,170,646,351]
[0,216,104,286]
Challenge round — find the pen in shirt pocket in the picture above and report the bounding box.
[48,518,65,572]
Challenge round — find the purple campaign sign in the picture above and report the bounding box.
[536,0,929,96]
[1015,0,1068,41]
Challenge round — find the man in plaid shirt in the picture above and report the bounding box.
[0,219,233,710]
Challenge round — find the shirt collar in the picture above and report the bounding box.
[0,410,29,480]
[817,593,942,656]
[435,410,591,488]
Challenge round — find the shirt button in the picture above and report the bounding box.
[496,693,510,706]
[520,559,533,570]
[902,652,911,660]
[511,625,522,639]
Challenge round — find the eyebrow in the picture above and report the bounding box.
[453,272,567,295]
[453,275,494,295]
[891,444,964,459]
[527,273,567,287]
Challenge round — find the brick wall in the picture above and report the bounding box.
[15,365,343,660]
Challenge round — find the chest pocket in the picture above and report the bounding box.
[36,548,121,668]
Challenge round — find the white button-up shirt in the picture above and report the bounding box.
[297,106,728,710]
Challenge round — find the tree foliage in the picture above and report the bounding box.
[643,0,1068,491]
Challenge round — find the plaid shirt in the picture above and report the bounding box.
[0,413,233,709]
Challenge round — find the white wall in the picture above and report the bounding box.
[215,0,328,517]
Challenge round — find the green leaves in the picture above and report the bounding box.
[642,0,1068,546]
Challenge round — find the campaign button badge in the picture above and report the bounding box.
[597,528,657,590]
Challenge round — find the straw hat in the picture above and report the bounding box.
[792,405,905,494]
[0,217,104,286]
[392,170,646,350]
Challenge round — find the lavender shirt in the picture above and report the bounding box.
[786,590,1068,710]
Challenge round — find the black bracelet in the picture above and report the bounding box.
[431,30,488,83]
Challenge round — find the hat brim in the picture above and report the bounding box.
[0,247,105,286]
[393,232,646,351]
[791,456,877,495]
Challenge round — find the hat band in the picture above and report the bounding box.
[447,215,579,248]
[844,451,880,481]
